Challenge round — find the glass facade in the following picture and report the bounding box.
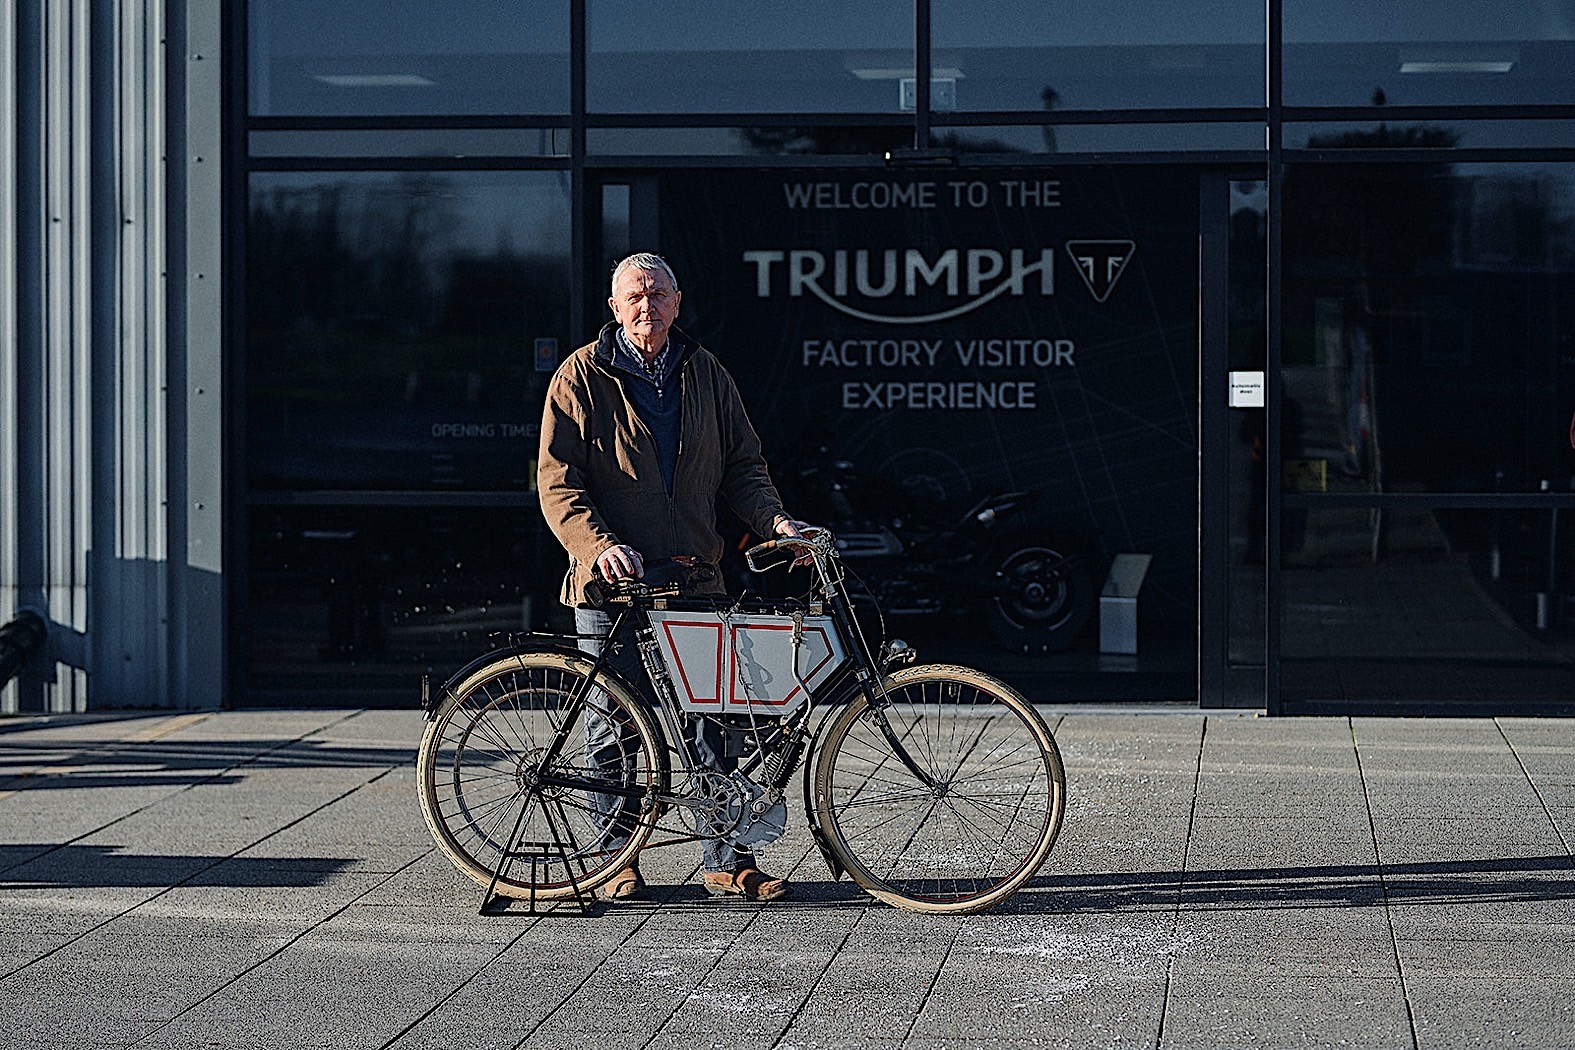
[1279,163,1575,709]
[236,2,1575,711]
[1283,0,1575,107]
[587,2,911,113]
[246,171,570,492]
[249,0,570,115]
[932,0,1266,111]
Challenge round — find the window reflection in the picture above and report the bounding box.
[248,506,567,695]
[1288,121,1575,152]
[1284,0,1575,107]
[1282,507,1575,707]
[932,123,1265,154]
[587,0,909,112]
[931,0,1264,111]
[1283,163,1575,495]
[246,171,571,490]
[585,126,913,156]
[250,0,569,115]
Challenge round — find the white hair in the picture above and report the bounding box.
[610,252,679,295]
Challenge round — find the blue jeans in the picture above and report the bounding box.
[574,607,752,875]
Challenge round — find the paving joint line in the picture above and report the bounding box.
[376,913,545,1050]
[0,709,366,878]
[770,898,877,1048]
[1153,714,1207,1050]
[891,912,969,1046]
[1350,717,1421,1050]
[504,857,724,1050]
[1494,717,1573,856]
[631,857,791,1049]
[0,752,404,982]
[128,847,438,1048]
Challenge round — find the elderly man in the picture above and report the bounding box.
[537,252,805,902]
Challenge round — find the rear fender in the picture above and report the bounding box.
[424,637,628,720]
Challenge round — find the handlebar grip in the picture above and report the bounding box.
[745,533,820,573]
[744,538,784,563]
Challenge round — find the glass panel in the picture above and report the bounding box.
[249,129,570,158]
[1230,180,1268,667]
[246,171,571,490]
[932,0,1265,111]
[1282,163,1575,495]
[601,183,631,266]
[246,505,568,697]
[652,166,1200,696]
[1287,121,1575,152]
[250,0,569,115]
[1284,1,1575,107]
[933,122,1265,154]
[586,125,915,156]
[1281,507,1575,710]
[586,1,910,113]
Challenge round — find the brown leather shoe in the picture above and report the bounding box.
[601,864,646,901]
[701,866,789,901]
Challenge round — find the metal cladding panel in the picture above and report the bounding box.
[648,611,847,716]
[1,0,215,712]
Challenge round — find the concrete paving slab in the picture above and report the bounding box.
[1159,975,1413,1049]
[5,709,1575,1050]
[1398,931,1575,978]
[1408,976,1575,1050]
[911,970,1166,1047]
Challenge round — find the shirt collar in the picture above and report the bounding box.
[614,326,672,384]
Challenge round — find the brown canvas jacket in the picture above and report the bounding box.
[538,323,789,606]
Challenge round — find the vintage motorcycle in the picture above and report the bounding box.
[736,452,1100,654]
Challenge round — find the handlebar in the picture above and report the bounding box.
[585,532,834,607]
[584,556,718,608]
[744,527,833,573]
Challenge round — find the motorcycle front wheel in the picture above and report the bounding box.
[811,663,1066,914]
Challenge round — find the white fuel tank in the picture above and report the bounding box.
[646,610,848,716]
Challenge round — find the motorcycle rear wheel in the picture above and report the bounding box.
[985,535,1095,654]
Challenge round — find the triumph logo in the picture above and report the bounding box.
[742,248,1054,325]
[1065,240,1135,304]
[744,244,1132,324]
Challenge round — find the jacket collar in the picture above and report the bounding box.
[593,321,698,372]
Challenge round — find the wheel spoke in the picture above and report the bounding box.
[816,667,1063,912]
[418,653,665,899]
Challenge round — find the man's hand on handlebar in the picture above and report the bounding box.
[595,543,645,581]
[775,519,818,567]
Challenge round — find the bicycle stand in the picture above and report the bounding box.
[478,792,597,917]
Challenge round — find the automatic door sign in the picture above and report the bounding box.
[1065,240,1135,304]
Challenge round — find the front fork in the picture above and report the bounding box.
[800,667,936,883]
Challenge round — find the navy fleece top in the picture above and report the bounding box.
[610,333,683,495]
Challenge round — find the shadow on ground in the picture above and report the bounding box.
[0,844,358,888]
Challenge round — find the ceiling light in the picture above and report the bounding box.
[313,74,435,88]
[849,66,964,81]
[1399,60,1514,74]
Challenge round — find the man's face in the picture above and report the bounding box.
[609,267,681,354]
